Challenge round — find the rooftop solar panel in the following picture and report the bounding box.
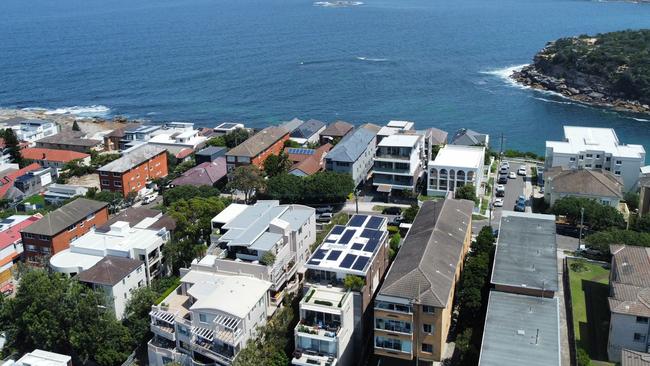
[366,216,384,229]
[340,254,356,269]
[352,256,369,271]
[287,148,315,155]
[312,249,326,260]
[326,250,342,261]
[330,226,345,235]
[338,229,355,245]
[348,215,367,227]
[351,243,364,250]
[363,239,378,253]
[308,259,321,265]
[360,228,375,238]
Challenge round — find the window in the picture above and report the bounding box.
[41,247,50,254]
[24,233,34,239]
[584,164,592,168]
[421,343,433,353]
[423,324,433,333]
[605,167,611,171]
[68,224,76,231]
[596,154,600,158]
[25,244,37,252]
[569,157,576,162]
[615,170,621,176]
[634,333,646,343]
[101,179,109,186]
[616,160,622,165]
[199,313,207,323]
[422,305,435,314]
[114,181,122,187]
[375,301,412,313]
[100,171,108,176]
[86,214,95,221]
[113,172,121,177]
[586,154,593,158]
[579,155,584,160]
[606,157,611,162]
[595,164,602,168]
[637,316,649,324]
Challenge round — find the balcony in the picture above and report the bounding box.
[292,351,337,366]
[148,336,177,360]
[372,176,414,188]
[192,336,236,365]
[151,319,176,341]
[296,323,339,339]
[372,166,412,175]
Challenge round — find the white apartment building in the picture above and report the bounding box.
[147,262,271,366]
[49,220,169,282]
[376,120,415,144]
[292,286,354,366]
[325,126,378,187]
[427,144,485,197]
[373,134,425,193]
[208,201,316,308]
[14,119,59,145]
[77,256,147,319]
[43,184,89,205]
[545,126,646,191]
[13,349,72,366]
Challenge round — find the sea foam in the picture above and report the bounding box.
[23,105,111,118]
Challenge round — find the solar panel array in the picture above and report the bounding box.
[286,148,315,155]
[351,243,364,250]
[327,250,342,261]
[363,237,379,253]
[338,229,355,245]
[366,216,384,229]
[352,256,369,271]
[348,215,367,227]
[340,254,356,269]
[330,226,345,235]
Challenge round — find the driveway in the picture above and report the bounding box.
[489,161,528,223]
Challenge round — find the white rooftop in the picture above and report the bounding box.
[15,349,71,366]
[378,134,421,148]
[547,126,645,158]
[0,215,32,232]
[211,203,248,225]
[430,144,485,169]
[387,120,414,130]
[182,269,271,319]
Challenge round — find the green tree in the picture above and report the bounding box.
[624,191,640,211]
[455,184,477,203]
[552,196,625,231]
[265,173,305,203]
[302,171,354,204]
[260,252,276,266]
[3,128,23,166]
[586,229,650,253]
[402,204,419,223]
[168,196,226,244]
[90,191,124,213]
[123,286,159,346]
[163,185,220,206]
[263,152,291,177]
[224,128,250,148]
[636,214,650,232]
[227,165,265,204]
[72,120,81,131]
[343,275,365,291]
[206,135,226,147]
[233,306,294,366]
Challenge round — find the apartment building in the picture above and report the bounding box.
[373,134,425,194]
[35,131,103,153]
[545,126,646,191]
[544,167,624,207]
[13,349,72,366]
[373,199,473,364]
[376,120,415,144]
[77,256,146,319]
[147,127,208,156]
[20,198,109,263]
[213,122,245,136]
[20,147,90,171]
[4,119,60,145]
[208,201,315,308]
[0,214,42,283]
[325,127,378,187]
[607,244,650,362]
[49,208,173,281]
[302,214,390,365]
[147,263,271,366]
[292,286,354,366]
[225,126,290,171]
[0,163,41,202]
[98,144,168,197]
[427,145,485,197]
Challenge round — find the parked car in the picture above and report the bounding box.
[382,207,402,215]
[316,206,334,214]
[514,195,526,211]
[389,216,404,227]
[499,166,509,174]
[508,172,517,179]
[498,175,508,184]
[517,166,527,176]
[495,184,505,197]
[142,193,158,205]
[501,161,509,169]
[317,213,333,223]
[493,198,504,207]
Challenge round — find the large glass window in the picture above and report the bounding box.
[375,336,412,353]
[375,301,412,313]
[375,318,412,334]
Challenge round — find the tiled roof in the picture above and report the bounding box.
[21,198,108,236]
[290,144,331,176]
[547,167,623,199]
[378,199,473,307]
[171,159,227,187]
[77,256,143,286]
[21,148,90,163]
[226,126,288,158]
[321,121,354,137]
[97,207,176,232]
[450,128,488,145]
[36,132,102,147]
[175,148,194,159]
[0,163,41,199]
[608,245,650,317]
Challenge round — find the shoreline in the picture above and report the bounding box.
[510,65,650,116]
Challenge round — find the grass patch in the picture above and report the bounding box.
[418,194,440,202]
[313,212,349,251]
[472,214,486,220]
[22,194,45,206]
[155,277,181,305]
[371,205,392,212]
[567,258,614,365]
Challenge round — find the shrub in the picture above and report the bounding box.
[314,300,333,306]
[260,252,276,266]
[570,259,589,273]
[387,225,399,234]
[343,275,365,291]
[576,347,591,366]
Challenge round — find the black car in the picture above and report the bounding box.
[498,175,508,184]
[382,207,402,215]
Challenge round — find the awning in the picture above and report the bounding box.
[192,326,215,341]
[150,310,176,324]
[377,184,392,193]
[214,314,241,330]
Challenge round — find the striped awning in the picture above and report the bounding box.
[192,326,215,341]
[214,314,241,330]
[150,310,176,324]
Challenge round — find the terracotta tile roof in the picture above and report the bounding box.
[226,126,289,158]
[290,144,332,176]
[321,121,354,138]
[0,163,41,199]
[21,148,90,163]
[547,167,623,199]
[175,148,194,160]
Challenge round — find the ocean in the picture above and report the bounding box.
[1,0,650,154]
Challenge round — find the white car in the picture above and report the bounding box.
[517,166,527,176]
[493,198,504,207]
[508,171,517,179]
[142,194,158,204]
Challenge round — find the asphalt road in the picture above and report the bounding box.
[489,161,528,224]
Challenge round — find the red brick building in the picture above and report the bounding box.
[97,145,168,197]
[225,126,289,172]
[20,198,109,264]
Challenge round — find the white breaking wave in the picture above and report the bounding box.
[23,105,111,118]
[479,64,529,88]
[313,1,364,7]
[356,56,389,62]
[631,117,650,122]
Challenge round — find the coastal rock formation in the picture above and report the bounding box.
[511,30,650,114]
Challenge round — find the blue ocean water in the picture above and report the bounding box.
[1,0,650,153]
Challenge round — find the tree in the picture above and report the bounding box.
[227,165,265,204]
[455,184,477,203]
[123,286,159,346]
[260,252,276,265]
[3,128,22,166]
[265,174,304,203]
[162,185,220,206]
[168,196,226,244]
[263,152,291,177]
[552,196,625,231]
[586,229,650,253]
[302,171,354,204]
[72,120,81,131]
[206,135,226,147]
[90,191,124,213]
[343,275,365,291]
[389,233,401,260]
[636,214,650,232]
[224,128,250,148]
[402,204,419,223]
[233,306,293,366]
[624,191,640,211]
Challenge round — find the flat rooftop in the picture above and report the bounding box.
[377,134,421,148]
[305,214,388,276]
[478,291,560,366]
[429,144,484,168]
[547,125,645,158]
[491,211,558,292]
[98,144,166,173]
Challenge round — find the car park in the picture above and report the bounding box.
[493,198,504,207]
[508,172,517,179]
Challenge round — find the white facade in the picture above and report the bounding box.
[147,265,271,366]
[608,312,650,362]
[44,184,89,205]
[13,349,71,366]
[49,221,169,282]
[84,261,147,320]
[14,120,59,145]
[545,126,646,191]
[373,134,425,192]
[292,286,354,366]
[427,145,485,197]
[208,201,316,308]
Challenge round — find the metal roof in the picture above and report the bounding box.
[478,291,560,366]
[291,119,325,139]
[326,127,376,163]
[622,349,650,366]
[491,212,558,293]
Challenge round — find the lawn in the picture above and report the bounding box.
[418,194,442,202]
[567,258,614,366]
[22,194,45,206]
